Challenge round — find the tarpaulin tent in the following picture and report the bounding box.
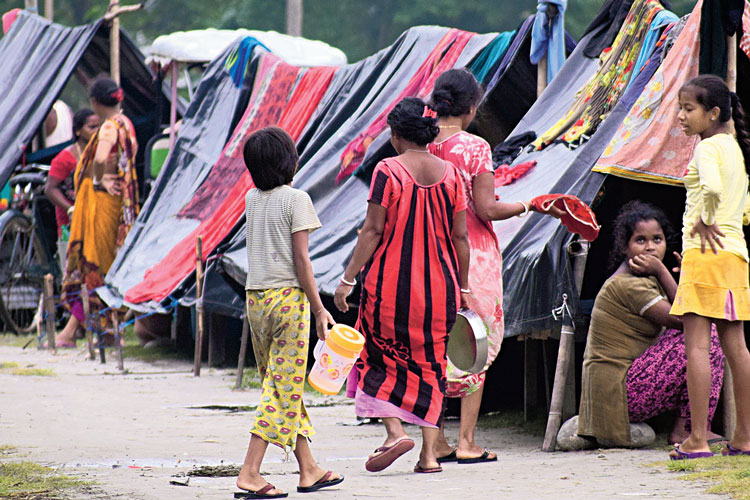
[0,10,178,190]
[491,0,683,337]
[103,25,530,313]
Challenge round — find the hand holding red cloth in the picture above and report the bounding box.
[531,194,600,242]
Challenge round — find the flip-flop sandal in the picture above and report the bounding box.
[414,463,442,473]
[708,437,727,445]
[297,470,344,493]
[234,483,288,498]
[437,450,458,463]
[457,449,497,464]
[365,437,415,472]
[669,447,714,461]
[721,444,750,456]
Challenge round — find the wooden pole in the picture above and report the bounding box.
[542,322,574,451]
[44,0,53,21]
[112,311,124,372]
[109,1,120,85]
[537,56,548,98]
[286,0,303,36]
[722,33,738,441]
[104,1,143,85]
[193,236,204,377]
[81,284,95,360]
[24,0,38,14]
[235,316,250,389]
[43,274,55,351]
[168,60,178,154]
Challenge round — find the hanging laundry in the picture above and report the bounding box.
[530,0,567,82]
[494,160,537,187]
[741,0,750,60]
[699,0,744,78]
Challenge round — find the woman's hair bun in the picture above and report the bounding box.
[387,97,440,146]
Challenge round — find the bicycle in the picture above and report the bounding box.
[0,165,61,335]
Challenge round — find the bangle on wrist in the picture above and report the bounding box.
[313,307,325,316]
[460,288,471,294]
[517,201,530,218]
[92,177,101,186]
[67,206,74,216]
[340,275,356,287]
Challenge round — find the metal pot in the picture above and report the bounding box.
[447,308,488,374]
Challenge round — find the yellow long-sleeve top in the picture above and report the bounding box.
[682,133,750,261]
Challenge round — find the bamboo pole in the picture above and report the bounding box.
[104,1,143,85]
[193,236,204,377]
[722,33,738,441]
[24,0,38,14]
[235,316,250,389]
[168,60,178,154]
[537,56,548,97]
[112,311,124,372]
[44,0,53,21]
[286,0,303,36]
[43,274,55,351]
[81,284,95,360]
[542,322,574,451]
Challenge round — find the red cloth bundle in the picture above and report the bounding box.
[494,160,536,187]
[531,194,600,242]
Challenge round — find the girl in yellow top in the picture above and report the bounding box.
[670,75,750,459]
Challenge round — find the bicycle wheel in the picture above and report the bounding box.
[0,213,49,334]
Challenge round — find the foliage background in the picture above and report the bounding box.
[2,1,698,62]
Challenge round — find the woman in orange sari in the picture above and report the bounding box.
[56,76,139,345]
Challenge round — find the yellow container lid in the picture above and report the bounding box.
[328,324,364,354]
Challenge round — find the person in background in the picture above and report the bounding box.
[236,126,342,497]
[57,76,139,347]
[428,68,561,463]
[334,97,470,474]
[669,74,750,459]
[578,201,724,448]
[45,109,99,237]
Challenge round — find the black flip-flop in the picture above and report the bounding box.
[457,449,498,464]
[437,450,458,463]
[297,471,344,493]
[234,483,288,498]
[414,462,442,473]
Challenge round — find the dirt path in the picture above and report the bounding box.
[0,344,725,499]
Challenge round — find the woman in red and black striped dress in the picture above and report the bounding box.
[334,97,470,474]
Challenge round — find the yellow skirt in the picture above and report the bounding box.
[671,249,750,320]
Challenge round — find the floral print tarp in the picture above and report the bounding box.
[593,1,702,185]
[246,287,315,451]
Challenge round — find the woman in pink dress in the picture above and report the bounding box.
[428,69,560,463]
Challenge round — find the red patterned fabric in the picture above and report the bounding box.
[356,158,467,426]
[741,0,750,60]
[531,194,600,242]
[336,30,475,183]
[124,56,335,304]
[494,160,537,187]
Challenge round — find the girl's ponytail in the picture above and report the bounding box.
[730,92,750,175]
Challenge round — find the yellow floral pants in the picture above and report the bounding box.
[246,287,314,450]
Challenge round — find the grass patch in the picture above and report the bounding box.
[0,334,34,348]
[662,455,750,500]
[476,410,547,437]
[0,445,17,456]
[238,367,261,389]
[120,325,187,363]
[0,462,84,498]
[0,363,54,377]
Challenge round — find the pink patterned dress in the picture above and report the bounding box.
[429,131,504,397]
